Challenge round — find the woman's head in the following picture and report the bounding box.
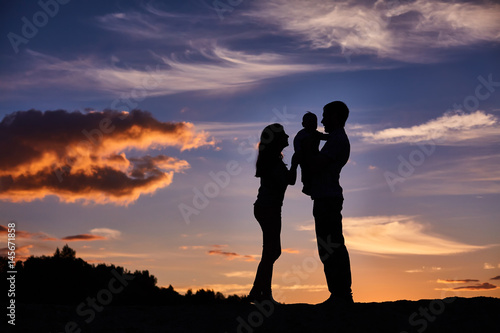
[258,123,288,153]
[255,123,289,177]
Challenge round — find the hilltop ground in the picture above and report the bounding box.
[9,296,500,333]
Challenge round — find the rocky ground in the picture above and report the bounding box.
[6,297,500,333]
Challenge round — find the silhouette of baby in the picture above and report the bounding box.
[293,112,328,195]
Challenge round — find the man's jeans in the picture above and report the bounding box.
[313,197,352,299]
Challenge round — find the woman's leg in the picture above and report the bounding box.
[251,205,282,299]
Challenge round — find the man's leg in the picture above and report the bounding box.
[313,197,352,300]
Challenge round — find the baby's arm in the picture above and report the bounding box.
[316,130,329,141]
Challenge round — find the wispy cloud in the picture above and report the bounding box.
[484,263,500,269]
[299,215,493,255]
[207,245,257,262]
[0,109,214,205]
[280,284,327,292]
[90,228,121,240]
[61,234,107,242]
[282,248,300,254]
[0,225,57,241]
[355,111,499,145]
[4,46,329,98]
[405,266,442,273]
[0,244,33,260]
[401,153,500,196]
[437,279,479,284]
[248,0,500,62]
[345,215,493,255]
[436,282,498,291]
[222,271,255,278]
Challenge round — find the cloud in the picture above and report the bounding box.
[280,285,327,292]
[61,234,107,241]
[345,215,493,255]
[452,282,498,291]
[299,215,493,255]
[405,267,441,273]
[248,0,500,62]
[207,245,256,262]
[491,276,500,280]
[356,111,499,145]
[400,153,500,196]
[484,263,499,269]
[437,279,479,284]
[89,228,121,240]
[6,46,329,99]
[282,248,300,254]
[0,109,214,205]
[222,271,255,278]
[0,225,57,241]
[0,245,33,260]
[179,245,206,250]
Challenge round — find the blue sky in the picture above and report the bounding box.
[1,0,499,303]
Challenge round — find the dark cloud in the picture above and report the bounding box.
[437,279,480,284]
[491,276,500,280]
[61,234,107,241]
[0,109,214,205]
[453,282,497,291]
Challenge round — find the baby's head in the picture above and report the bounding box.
[302,112,317,130]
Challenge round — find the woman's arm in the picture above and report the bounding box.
[287,153,299,185]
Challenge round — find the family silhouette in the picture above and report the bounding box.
[249,101,353,307]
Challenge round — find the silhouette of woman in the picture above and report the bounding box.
[249,123,298,302]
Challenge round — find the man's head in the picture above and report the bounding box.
[322,101,349,133]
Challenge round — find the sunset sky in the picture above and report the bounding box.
[1,0,499,304]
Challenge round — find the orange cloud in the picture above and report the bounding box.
[207,245,256,262]
[0,225,57,241]
[61,234,107,241]
[0,244,33,261]
[0,109,215,205]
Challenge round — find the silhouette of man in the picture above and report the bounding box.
[309,101,353,306]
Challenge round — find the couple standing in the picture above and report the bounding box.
[248,101,353,307]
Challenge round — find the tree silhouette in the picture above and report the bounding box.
[60,244,76,259]
[0,246,247,306]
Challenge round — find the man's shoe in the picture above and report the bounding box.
[248,289,280,305]
[318,294,354,308]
